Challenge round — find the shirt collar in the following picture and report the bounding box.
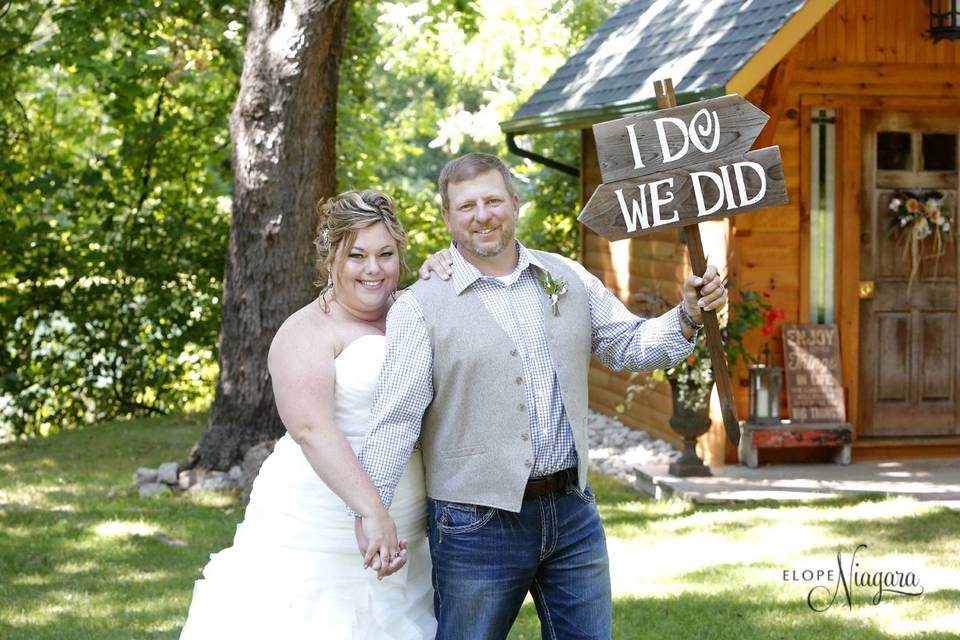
[448,241,546,295]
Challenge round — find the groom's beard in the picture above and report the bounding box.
[466,236,510,258]
[462,225,515,259]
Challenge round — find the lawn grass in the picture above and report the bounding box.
[1,414,958,639]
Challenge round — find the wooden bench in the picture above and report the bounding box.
[738,421,853,468]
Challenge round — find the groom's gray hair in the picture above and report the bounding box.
[438,153,516,210]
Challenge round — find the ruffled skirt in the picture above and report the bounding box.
[180,436,436,639]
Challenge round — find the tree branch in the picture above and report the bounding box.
[0,1,53,61]
[133,79,168,216]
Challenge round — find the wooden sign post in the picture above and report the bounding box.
[579,79,789,447]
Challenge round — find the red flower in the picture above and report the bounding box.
[687,355,697,365]
[760,307,785,338]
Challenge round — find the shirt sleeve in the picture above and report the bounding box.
[558,256,696,372]
[357,292,434,511]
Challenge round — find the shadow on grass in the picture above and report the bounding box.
[507,589,960,640]
[817,506,960,546]
[0,414,232,640]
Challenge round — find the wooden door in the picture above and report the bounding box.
[860,112,960,436]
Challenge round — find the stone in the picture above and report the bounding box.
[228,465,243,481]
[134,467,158,485]
[157,462,179,485]
[240,440,277,504]
[585,409,679,485]
[201,472,234,491]
[178,469,199,490]
[139,482,171,498]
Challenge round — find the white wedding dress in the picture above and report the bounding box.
[180,334,436,639]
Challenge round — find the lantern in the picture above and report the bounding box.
[929,0,960,42]
[747,345,782,424]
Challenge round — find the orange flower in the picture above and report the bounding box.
[905,198,920,214]
[687,355,697,365]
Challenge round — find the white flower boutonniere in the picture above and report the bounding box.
[537,271,568,317]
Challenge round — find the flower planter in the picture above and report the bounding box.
[667,378,713,477]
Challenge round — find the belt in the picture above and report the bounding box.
[523,467,578,499]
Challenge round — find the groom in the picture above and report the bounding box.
[359,152,726,639]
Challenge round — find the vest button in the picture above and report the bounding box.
[518,403,526,412]
[521,432,529,441]
[510,349,518,356]
[524,460,533,468]
[515,376,523,385]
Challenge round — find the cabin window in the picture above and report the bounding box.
[809,109,836,324]
[876,132,912,171]
[921,133,957,172]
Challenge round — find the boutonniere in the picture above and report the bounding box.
[537,271,568,317]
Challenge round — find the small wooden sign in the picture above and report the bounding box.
[782,324,846,423]
[579,147,786,241]
[580,95,788,241]
[593,94,770,184]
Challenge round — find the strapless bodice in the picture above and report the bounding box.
[332,334,385,446]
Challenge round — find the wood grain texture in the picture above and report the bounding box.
[687,225,741,446]
[592,94,769,183]
[579,147,787,242]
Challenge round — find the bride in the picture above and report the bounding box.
[180,190,445,639]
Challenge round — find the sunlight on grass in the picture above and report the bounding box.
[2,415,959,640]
[93,521,161,538]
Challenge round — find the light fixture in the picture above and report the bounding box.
[929,0,960,42]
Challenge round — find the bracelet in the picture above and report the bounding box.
[678,304,704,330]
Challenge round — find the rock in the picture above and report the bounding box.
[139,482,171,498]
[202,472,234,491]
[134,467,158,485]
[585,409,679,484]
[228,465,243,481]
[188,472,234,493]
[240,440,277,504]
[178,469,199,490]
[157,462,179,485]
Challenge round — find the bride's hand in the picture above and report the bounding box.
[417,248,453,281]
[354,519,408,577]
[358,509,404,579]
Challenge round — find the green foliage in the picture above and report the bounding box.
[2,0,622,438]
[619,289,783,413]
[338,0,621,284]
[0,1,245,437]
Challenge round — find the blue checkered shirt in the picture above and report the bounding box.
[358,241,695,509]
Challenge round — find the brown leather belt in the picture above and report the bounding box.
[523,467,577,499]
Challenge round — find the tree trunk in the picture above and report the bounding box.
[187,0,350,470]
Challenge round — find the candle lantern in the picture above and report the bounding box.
[747,344,782,424]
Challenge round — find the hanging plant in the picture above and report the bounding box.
[885,190,954,294]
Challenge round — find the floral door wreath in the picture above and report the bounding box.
[885,190,954,293]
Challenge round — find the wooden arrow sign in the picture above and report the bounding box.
[593,94,770,184]
[580,80,790,449]
[580,146,787,241]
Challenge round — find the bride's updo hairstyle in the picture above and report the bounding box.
[313,190,409,302]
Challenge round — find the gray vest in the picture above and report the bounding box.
[409,250,591,513]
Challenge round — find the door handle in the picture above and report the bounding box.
[859,280,875,300]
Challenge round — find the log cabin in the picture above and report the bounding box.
[500,0,960,465]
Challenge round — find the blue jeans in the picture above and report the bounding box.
[427,483,612,640]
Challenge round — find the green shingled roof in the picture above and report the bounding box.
[501,0,811,134]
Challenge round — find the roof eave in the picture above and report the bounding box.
[500,86,726,135]
[726,0,841,95]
